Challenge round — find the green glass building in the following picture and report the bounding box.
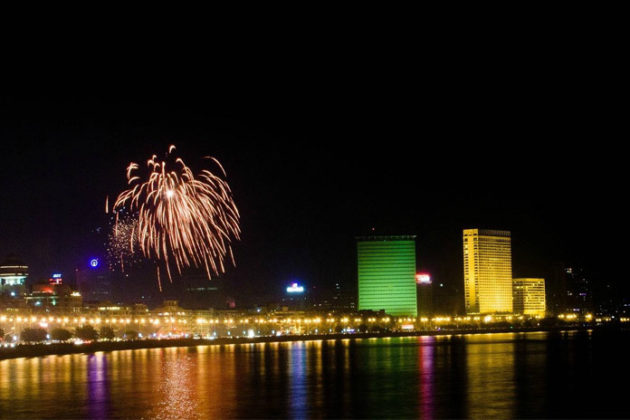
[357,235,417,316]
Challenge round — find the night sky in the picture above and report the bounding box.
[0,85,625,307]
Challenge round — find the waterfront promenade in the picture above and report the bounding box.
[0,325,610,361]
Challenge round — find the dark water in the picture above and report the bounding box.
[1,330,629,419]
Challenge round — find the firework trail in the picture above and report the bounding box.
[112,145,240,290]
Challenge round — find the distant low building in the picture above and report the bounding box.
[311,281,356,312]
[24,287,83,313]
[0,255,28,298]
[513,278,546,317]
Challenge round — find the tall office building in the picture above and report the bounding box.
[549,265,593,315]
[76,258,113,303]
[513,278,546,317]
[463,229,513,314]
[357,235,417,316]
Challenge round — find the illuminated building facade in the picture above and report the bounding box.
[0,255,28,298]
[24,284,83,313]
[463,229,513,314]
[513,278,546,317]
[357,235,417,316]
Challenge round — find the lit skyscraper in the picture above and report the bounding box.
[357,235,417,316]
[513,278,546,317]
[463,229,513,314]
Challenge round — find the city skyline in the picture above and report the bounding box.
[0,226,608,317]
[2,15,629,418]
[0,96,626,308]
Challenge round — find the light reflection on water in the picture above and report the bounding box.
[1,330,628,419]
[419,336,434,419]
[154,350,198,420]
[465,337,516,418]
[87,353,108,419]
[287,341,307,419]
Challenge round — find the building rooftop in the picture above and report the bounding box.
[0,254,27,268]
[356,235,417,241]
[463,229,511,237]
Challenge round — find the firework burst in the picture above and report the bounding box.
[106,209,142,272]
[112,145,240,290]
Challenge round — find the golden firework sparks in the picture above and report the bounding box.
[113,145,240,290]
[106,209,141,273]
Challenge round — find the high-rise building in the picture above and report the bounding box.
[513,278,546,317]
[168,269,228,310]
[76,258,113,303]
[416,273,433,317]
[357,235,417,316]
[463,229,513,314]
[548,265,598,315]
[282,281,308,311]
[555,266,593,315]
